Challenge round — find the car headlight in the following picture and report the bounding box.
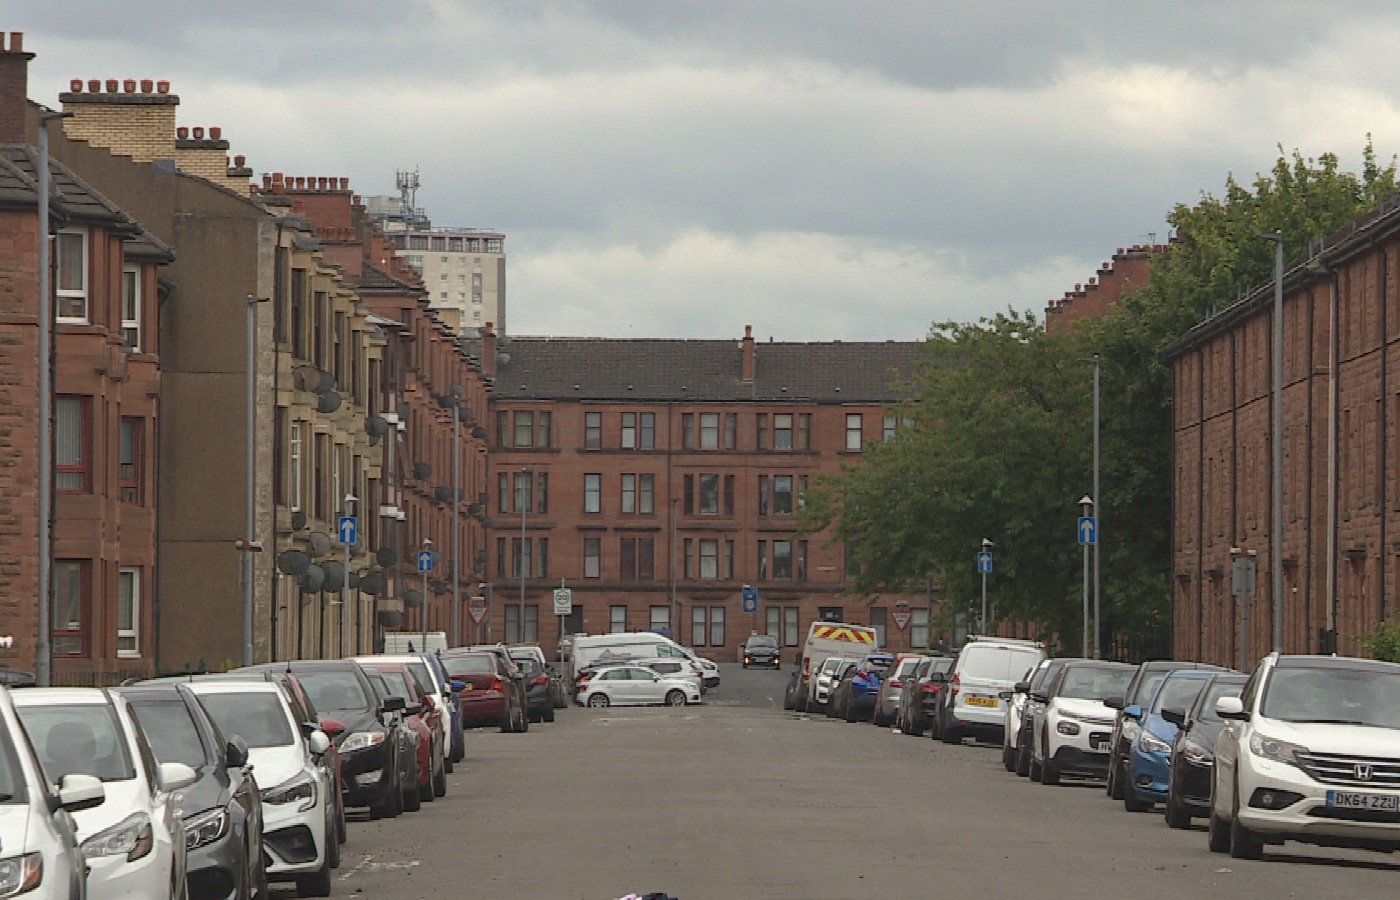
[81,811,154,862]
[1121,719,1141,742]
[1057,720,1082,736]
[262,772,318,812]
[340,730,387,753]
[1138,731,1172,754]
[184,807,231,851]
[1249,731,1308,767]
[0,853,42,897]
[1181,739,1214,765]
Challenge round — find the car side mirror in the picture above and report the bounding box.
[381,695,406,714]
[1103,695,1124,710]
[1029,691,1049,704]
[1122,704,1143,720]
[450,679,467,692]
[157,761,199,793]
[319,718,346,738]
[1013,681,1030,694]
[225,735,250,769]
[422,695,436,710]
[1215,696,1247,720]
[1161,707,1186,727]
[406,702,424,716]
[927,672,947,684]
[997,690,1013,701]
[307,730,331,756]
[55,772,105,813]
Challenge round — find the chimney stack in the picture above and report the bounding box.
[741,324,755,382]
[0,32,35,145]
[59,74,179,163]
[481,322,497,378]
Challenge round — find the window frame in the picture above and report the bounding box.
[121,266,141,351]
[584,412,602,450]
[584,474,601,514]
[119,417,142,504]
[53,560,89,657]
[55,395,90,493]
[55,229,89,323]
[583,537,601,579]
[845,413,864,451]
[117,568,140,658]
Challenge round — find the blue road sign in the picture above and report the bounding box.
[977,551,993,574]
[338,516,357,546]
[417,550,434,572]
[1078,516,1097,545]
[741,585,759,613]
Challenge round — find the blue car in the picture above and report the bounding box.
[419,651,466,766]
[842,653,895,723]
[1123,669,1218,811]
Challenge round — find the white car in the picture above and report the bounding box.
[1028,661,1134,785]
[185,681,337,896]
[0,685,106,900]
[1210,653,1400,860]
[807,657,848,710]
[13,688,195,900]
[578,665,702,708]
[681,650,721,689]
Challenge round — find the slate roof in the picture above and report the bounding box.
[0,145,174,262]
[489,336,926,403]
[357,262,421,293]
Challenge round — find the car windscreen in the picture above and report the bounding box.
[514,658,544,676]
[197,693,295,748]
[1058,666,1134,700]
[1129,670,1171,706]
[18,703,136,783]
[128,700,208,767]
[1260,666,1400,727]
[444,654,495,676]
[294,670,372,714]
[961,647,1042,682]
[365,672,390,700]
[1193,679,1245,723]
[0,722,26,803]
[376,670,416,701]
[406,661,435,694]
[894,659,921,678]
[746,636,778,649]
[1152,677,1207,715]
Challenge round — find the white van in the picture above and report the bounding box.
[795,622,879,712]
[933,636,1045,744]
[383,630,447,654]
[569,633,692,684]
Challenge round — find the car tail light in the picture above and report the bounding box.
[950,673,960,698]
[889,679,902,689]
[856,669,870,680]
[530,675,549,686]
[801,656,810,677]
[490,676,503,692]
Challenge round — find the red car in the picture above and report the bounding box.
[354,660,442,807]
[440,649,529,733]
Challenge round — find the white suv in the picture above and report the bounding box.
[1210,653,1400,859]
[1029,660,1134,785]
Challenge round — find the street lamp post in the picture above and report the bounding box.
[1079,495,1093,658]
[1091,355,1101,658]
[980,537,994,634]
[341,493,356,656]
[420,537,433,652]
[1258,231,1285,654]
[519,468,528,645]
[242,294,269,667]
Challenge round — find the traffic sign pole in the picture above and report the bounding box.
[340,505,356,657]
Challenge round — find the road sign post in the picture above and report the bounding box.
[418,544,434,652]
[1078,501,1095,658]
[977,540,993,634]
[1231,549,1258,671]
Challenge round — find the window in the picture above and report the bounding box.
[511,538,532,580]
[583,537,601,579]
[699,413,719,449]
[640,413,655,449]
[621,474,635,514]
[289,422,303,512]
[620,474,654,515]
[774,414,793,449]
[584,412,602,450]
[797,413,810,450]
[56,230,88,321]
[796,540,808,581]
[496,411,509,447]
[758,540,798,581]
[537,412,552,448]
[682,413,695,450]
[119,418,142,504]
[513,471,533,514]
[846,413,863,451]
[773,541,793,579]
[504,605,538,644]
[290,268,306,356]
[724,413,737,449]
[759,474,797,516]
[117,568,139,657]
[53,560,87,657]
[536,473,548,513]
[698,474,718,515]
[699,540,719,579]
[756,413,768,450]
[121,268,140,351]
[610,605,626,633]
[784,607,799,646]
[513,411,533,448]
[691,606,707,646]
[871,607,887,649]
[650,606,670,634]
[55,396,89,493]
[709,606,725,647]
[724,540,735,580]
[766,607,781,640]
[683,539,694,579]
[911,608,930,649]
[497,472,510,513]
[621,413,637,449]
[620,537,654,580]
[884,416,898,441]
[584,474,601,514]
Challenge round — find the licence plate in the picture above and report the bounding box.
[966,696,999,708]
[461,685,472,692]
[1089,733,1108,750]
[1327,791,1400,811]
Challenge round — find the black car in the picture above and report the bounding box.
[782,667,803,710]
[512,656,557,723]
[117,683,267,900]
[895,656,952,736]
[244,660,408,819]
[741,634,781,669]
[823,659,861,720]
[1162,673,1248,828]
[1104,660,1227,800]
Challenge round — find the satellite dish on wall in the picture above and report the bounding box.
[359,573,385,596]
[471,426,487,440]
[481,517,493,529]
[434,486,454,503]
[378,610,403,628]
[321,561,345,592]
[376,548,399,567]
[365,416,389,437]
[301,565,325,593]
[308,532,332,557]
[317,391,342,414]
[276,550,310,576]
[348,571,361,589]
[290,509,308,531]
[403,590,424,608]
[413,462,432,480]
[432,580,448,595]
[316,370,337,392]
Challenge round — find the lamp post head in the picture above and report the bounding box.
[422,538,434,548]
[980,537,993,550]
[1079,495,1093,512]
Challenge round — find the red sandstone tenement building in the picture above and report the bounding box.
[1167,200,1400,666]
[1045,244,1162,333]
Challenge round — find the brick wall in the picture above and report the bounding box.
[1046,245,1160,334]
[60,79,178,163]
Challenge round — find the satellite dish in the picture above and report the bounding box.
[403,589,424,608]
[378,610,403,628]
[317,391,342,414]
[290,509,308,531]
[359,573,385,596]
[481,517,493,529]
[308,532,332,557]
[316,370,337,392]
[376,548,399,567]
[432,580,448,595]
[460,407,475,422]
[321,561,345,592]
[468,503,483,516]
[471,426,487,440]
[397,403,411,421]
[365,416,389,437]
[450,383,465,398]
[276,549,310,576]
[472,561,484,574]
[413,462,432,480]
[300,565,325,593]
[434,486,454,503]
[348,571,361,589]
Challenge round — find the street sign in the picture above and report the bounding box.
[468,597,488,625]
[417,550,434,572]
[1077,516,1097,545]
[338,516,357,545]
[1232,557,1257,598]
[741,584,759,613]
[553,587,573,616]
[977,551,993,574]
[893,611,912,631]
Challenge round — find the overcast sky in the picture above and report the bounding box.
[18,2,1400,340]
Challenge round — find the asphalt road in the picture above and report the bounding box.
[315,663,1400,899]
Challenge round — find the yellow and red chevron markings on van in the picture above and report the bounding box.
[811,625,876,643]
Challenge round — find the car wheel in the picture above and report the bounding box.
[519,706,530,732]
[294,845,333,898]
[1123,776,1151,812]
[402,776,422,812]
[1165,787,1192,829]
[1002,742,1017,772]
[326,809,341,868]
[1108,756,1126,800]
[665,689,687,706]
[941,723,961,744]
[845,702,858,723]
[794,692,808,713]
[1028,746,1042,781]
[433,758,448,797]
[1040,758,1060,785]
[1229,784,1265,860]
[587,693,610,707]
[544,703,556,723]
[335,789,346,844]
[1015,741,1031,777]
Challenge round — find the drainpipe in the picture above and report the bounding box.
[1326,269,1339,648]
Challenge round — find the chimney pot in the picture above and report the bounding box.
[193,126,204,139]
[262,174,272,188]
[88,79,100,92]
[123,79,136,93]
[318,176,328,190]
[105,79,118,93]
[140,79,153,92]
[9,32,22,52]
[340,177,349,190]
[236,155,247,167]
[210,126,221,139]
[69,78,83,92]
[156,80,169,94]
[177,127,188,139]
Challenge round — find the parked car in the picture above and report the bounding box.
[1210,653,1400,859]
[358,670,425,816]
[358,653,453,784]
[873,654,924,727]
[184,680,337,896]
[1028,661,1134,785]
[577,665,702,708]
[896,656,953,736]
[507,645,567,710]
[679,649,722,689]
[440,649,529,732]
[242,659,408,821]
[355,660,444,808]
[807,656,852,712]
[837,653,895,723]
[117,683,268,900]
[511,656,559,723]
[1001,657,1081,774]
[417,651,466,766]
[14,688,196,900]
[1104,660,1226,800]
[740,634,781,669]
[1163,673,1248,829]
[932,637,1046,744]
[1122,669,1219,811]
[782,667,804,711]
[823,660,860,719]
[0,684,104,900]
